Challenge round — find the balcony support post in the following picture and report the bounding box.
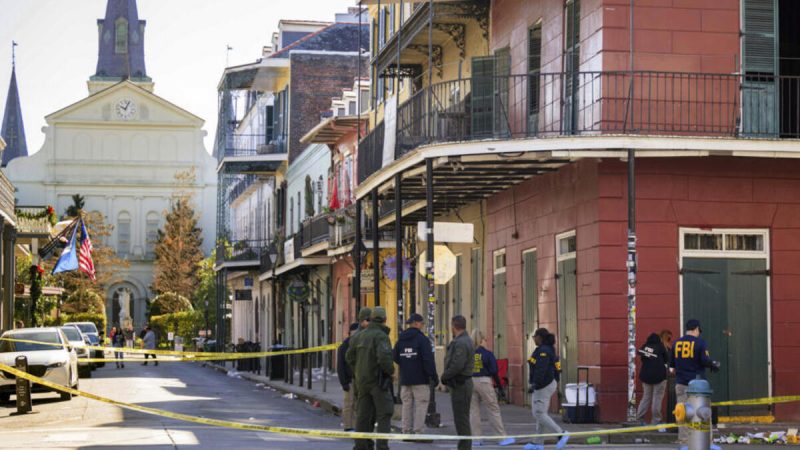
[424,157,440,427]
[354,199,362,314]
[625,148,638,423]
[372,189,380,306]
[395,173,404,332]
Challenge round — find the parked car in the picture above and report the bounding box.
[64,322,105,368]
[60,325,93,378]
[0,327,80,403]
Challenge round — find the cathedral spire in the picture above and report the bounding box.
[1,41,28,167]
[91,0,149,83]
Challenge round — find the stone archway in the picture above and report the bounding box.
[107,282,144,333]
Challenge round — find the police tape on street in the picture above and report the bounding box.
[0,337,339,360]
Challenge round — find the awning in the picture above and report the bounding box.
[258,256,331,281]
[300,115,366,145]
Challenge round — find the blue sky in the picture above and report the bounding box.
[0,0,355,155]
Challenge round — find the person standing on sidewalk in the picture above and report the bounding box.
[671,319,720,444]
[338,322,360,431]
[526,328,569,450]
[393,313,438,438]
[112,325,126,368]
[142,326,158,366]
[346,307,394,450]
[442,315,474,450]
[636,332,670,425]
[469,330,514,447]
[123,324,135,349]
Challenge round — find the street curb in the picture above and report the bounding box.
[199,362,342,417]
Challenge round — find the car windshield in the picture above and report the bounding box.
[0,331,63,352]
[60,327,82,341]
[74,324,97,334]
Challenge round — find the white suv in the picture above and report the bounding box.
[60,325,93,378]
[0,327,79,403]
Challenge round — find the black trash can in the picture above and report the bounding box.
[268,345,289,380]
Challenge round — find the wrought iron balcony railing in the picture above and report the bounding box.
[217,133,288,162]
[217,239,268,265]
[301,214,331,249]
[359,71,800,182]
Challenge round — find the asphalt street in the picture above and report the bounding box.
[0,360,781,449]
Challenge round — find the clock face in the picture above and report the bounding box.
[115,98,137,120]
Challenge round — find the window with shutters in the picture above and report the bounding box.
[528,22,543,134]
[741,0,778,136]
[564,0,580,134]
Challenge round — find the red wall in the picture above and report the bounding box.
[486,157,800,421]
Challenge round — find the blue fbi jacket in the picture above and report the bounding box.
[670,334,713,385]
[473,346,499,377]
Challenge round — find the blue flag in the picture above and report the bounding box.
[52,224,79,274]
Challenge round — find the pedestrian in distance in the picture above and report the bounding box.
[636,332,670,427]
[441,315,474,450]
[338,322,360,431]
[469,329,514,447]
[525,328,569,450]
[346,307,394,450]
[393,313,438,439]
[670,319,720,444]
[112,325,126,369]
[123,324,135,349]
[142,326,158,366]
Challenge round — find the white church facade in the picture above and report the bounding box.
[6,0,217,331]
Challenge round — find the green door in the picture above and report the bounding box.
[493,270,508,359]
[471,57,496,138]
[682,258,769,415]
[557,258,578,384]
[523,250,539,405]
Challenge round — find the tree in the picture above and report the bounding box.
[65,194,85,218]
[150,292,193,316]
[152,169,204,298]
[193,253,218,335]
[63,289,105,315]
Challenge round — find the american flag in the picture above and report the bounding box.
[78,219,96,281]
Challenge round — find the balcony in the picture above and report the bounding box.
[301,214,331,251]
[359,71,800,183]
[215,239,268,269]
[227,174,259,203]
[0,170,15,224]
[216,133,288,163]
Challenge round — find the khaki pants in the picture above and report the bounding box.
[342,387,357,430]
[636,380,666,424]
[470,377,506,438]
[531,380,563,445]
[676,383,689,444]
[400,384,430,434]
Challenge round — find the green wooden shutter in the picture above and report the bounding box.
[564,0,581,134]
[741,0,778,136]
[471,248,481,331]
[471,56,496,137]
[528,25,543,135]
[494,48,511,137]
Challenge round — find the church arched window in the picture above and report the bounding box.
[117,211,131,258]
[115,18,128,54]
[145,212,160,259]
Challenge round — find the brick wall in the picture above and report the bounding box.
[288,53,369,163]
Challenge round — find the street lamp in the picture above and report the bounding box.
[268,244,278,345]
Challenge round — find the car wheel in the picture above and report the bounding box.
[79,366,92,378]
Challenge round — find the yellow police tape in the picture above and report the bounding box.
[712,395,800,407]
[0,337,339,360]
[0,360,682,441]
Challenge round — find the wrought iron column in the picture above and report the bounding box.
[424,158,440,427]
[395,173,404,332]
[626,148,637,422]
[372,189,380,306]
[354,199,362,314]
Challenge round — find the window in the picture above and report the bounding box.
[115,18,128,54]
[528,23,543,126]
[117,212,131,258]
[558,232,577,259]
[145,212,159,259]
[337,107,346,117]
[289,196,294,235]
[493,249,506,274]
[564,0,581,132]
[359,89,370,113]
[348,101,356,115]
[682,230,766,254]
[265,105,275,145]
[297,191,301,229]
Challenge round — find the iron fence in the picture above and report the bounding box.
[217,239,268,263]
[218,133,288,161]
[359,71,800,182]
[301,214,331,249]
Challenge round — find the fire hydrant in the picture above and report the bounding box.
[673,378,713,450]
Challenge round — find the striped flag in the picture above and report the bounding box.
[78,219,96,281]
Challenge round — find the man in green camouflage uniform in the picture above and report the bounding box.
[442,315,475,450]
[346,306,394,450]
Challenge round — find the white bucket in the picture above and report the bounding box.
[564,382,596,406]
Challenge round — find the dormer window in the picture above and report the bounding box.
[115,17,128,54]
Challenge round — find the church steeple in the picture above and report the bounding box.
[1,42,28,167]
[90,0,150,88]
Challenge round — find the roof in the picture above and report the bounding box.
[92,0,149,81]
[300,115,366,145]
[1,66,28,166]
[270,23,369,59]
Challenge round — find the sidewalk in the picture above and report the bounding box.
[200,361,681,445]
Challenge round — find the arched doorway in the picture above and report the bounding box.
[107,282,143,333]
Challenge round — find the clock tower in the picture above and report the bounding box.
[88,0,153,95]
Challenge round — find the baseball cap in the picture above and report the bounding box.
[685,319,702,332]
[371,306,387,322]
[358,307,372,321]
[405,313,424,324]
